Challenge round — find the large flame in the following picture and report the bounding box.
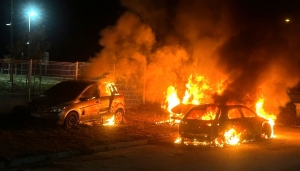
[163,86,181,113]
[163,74,222,118]
[169,74,277,146]
[255,96,276,138]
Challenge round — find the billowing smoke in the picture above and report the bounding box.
[84,0,300,113]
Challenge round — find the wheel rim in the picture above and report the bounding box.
[114,110,123,124]
[65,113,78,127]
[68,116,76,126]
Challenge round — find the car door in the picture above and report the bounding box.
[240,107,261,136]
[78,85,101,120]
[226,107,246,133]
[99,84,112,114]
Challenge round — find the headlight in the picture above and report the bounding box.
[50,106,65,113]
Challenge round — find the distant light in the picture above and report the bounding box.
[6,23,11,26]
[285,18,290,23]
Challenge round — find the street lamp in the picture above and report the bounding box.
[27,9,36,101]
[28,10,36,59]
[285,18,292,51]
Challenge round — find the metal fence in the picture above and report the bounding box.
[0,59,143,107]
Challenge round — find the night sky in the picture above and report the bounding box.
[0,0,299,62]
[0,0,125,62]
[1,0,300,111]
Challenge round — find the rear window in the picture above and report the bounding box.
[186,106,218,120]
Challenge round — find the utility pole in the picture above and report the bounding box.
[9,0,14,92]
[11,0,13,55]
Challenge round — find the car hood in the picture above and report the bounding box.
[29,94,75,110]
[171,103,197,115]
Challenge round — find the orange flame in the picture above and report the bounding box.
[224,128,240,145]
[103,116,115,126]
[164,86,180,113]
[163,74,224,123]
[255,96,276,138]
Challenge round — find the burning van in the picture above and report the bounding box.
[177,104,273,146]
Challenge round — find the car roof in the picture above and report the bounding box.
[60,80,97,84]
[191,103,252,109]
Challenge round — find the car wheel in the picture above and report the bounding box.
[114,109,124,124]
[261,123,272,139]
[64,112,78,128]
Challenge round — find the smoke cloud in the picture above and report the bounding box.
[84,0,300,114]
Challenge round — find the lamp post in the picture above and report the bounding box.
[6,0,13,92]
[285,18,292,55]
[6,0,13,58]
[27,10,36,101]
[28,11,35,59]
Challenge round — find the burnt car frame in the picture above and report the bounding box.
[28,80,125,127]
[178,104,272,146]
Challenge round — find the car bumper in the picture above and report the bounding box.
[180,132,214,142]
[30,112,65,125]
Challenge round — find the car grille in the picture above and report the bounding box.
[36,106,50,112]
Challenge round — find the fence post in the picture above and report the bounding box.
[143,62,146,105]
[75,61,78,80]
[10,61,14,92]
[28,59,32,101]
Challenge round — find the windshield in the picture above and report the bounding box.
[186,105,219,120]
[43,81,91,100]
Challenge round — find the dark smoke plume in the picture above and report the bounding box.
[84,0,300,113]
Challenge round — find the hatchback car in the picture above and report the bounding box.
[178,104,272,146]
[28,80,125,127]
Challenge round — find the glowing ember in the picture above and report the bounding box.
[174,137,182,144]
[103,116,115,126]
[174,137,211,146]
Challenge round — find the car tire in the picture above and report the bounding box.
[64,112,78,128]
[261,123,272,139]
[114,109,124,124]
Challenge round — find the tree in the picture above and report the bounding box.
[7,26,51,60]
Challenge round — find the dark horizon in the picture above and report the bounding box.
[0,0,299,63]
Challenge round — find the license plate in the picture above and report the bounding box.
[31,113,41,117]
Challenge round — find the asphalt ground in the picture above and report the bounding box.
[0,136,176,170]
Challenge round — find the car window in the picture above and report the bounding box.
[43,81,90,101]
[228,108,242,119]
[99,85,111,97]
[241,108,256,118]
[82,85,99,99]
[186,106,218,120]
[99,83,120,97]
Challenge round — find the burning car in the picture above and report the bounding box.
[28,80,125,127]
[177,104,273,146]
